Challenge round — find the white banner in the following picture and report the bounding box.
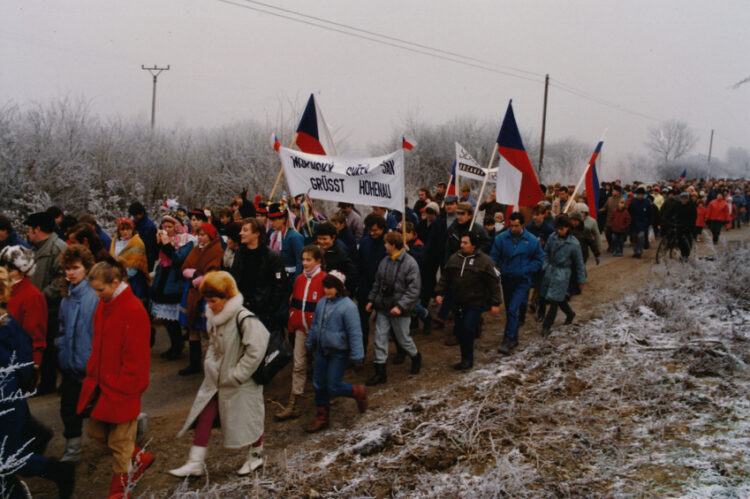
[279,147,405,212]
[495,160,523,206]
[456,142,497,182]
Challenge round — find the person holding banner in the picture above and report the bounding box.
[489,212,544,355]
[365,232,422,385]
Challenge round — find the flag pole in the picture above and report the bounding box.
[563,129,607,214]
[269,133,298,201]
[469,146,499,230]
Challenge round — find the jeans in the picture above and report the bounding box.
[452,305,482,363]
[437,289,454,320]
[373,313,418,364]
[412,302,429,319]
[501,277,531,340]
[357,300,372,352]
[313,352,353,407]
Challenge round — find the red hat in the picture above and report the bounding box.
[198,223,218,240]
[255,202,268,215]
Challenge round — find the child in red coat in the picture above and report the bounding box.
[275,245,326,421]
[77,258,153,498]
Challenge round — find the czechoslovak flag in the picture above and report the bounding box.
[295,94,337,156]
[271,133,281,152]
[495,100,543,207]
[447,161,457,196]
[402,136,417,151]
[585,141,603,217]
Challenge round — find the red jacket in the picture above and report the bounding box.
[610,208,632,234]
[8,277,47,366]
[287,268,326,333]
[77,284,150,423]
[696,205,707,227]
[705,199,730,222]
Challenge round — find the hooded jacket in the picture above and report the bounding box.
[57,278,99,379]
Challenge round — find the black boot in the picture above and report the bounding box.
[497,336,518,355]
[178,340,202,376]
[365,363,387,386]
[392,349,406,365]
[410,352,422,375]
[42,458,75,499]
[162,322,184,360]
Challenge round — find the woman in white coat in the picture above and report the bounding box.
[169,271,270,477]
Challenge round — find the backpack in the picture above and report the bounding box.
[236,310,292,386]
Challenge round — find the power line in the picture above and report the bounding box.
[235,0,545,79]
[217,0,544,84]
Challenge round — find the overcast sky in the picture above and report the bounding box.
[1,0,748,172]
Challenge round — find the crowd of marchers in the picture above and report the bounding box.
[0,176,748,498]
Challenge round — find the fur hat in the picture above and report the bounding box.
[199,270,239,299]
[424,202,440,216]
[0,245,36,276]
[23,212,55,233]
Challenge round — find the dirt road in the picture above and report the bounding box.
[25,226,749,497]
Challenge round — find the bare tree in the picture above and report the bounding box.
[646,120,698,163]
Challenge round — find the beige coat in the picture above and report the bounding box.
[177,293,269,448]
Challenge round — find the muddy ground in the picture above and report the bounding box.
[25,226,750,498]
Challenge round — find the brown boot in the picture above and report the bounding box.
[274,394,300,421]
[305,406,329,433]
[352,385,368,413]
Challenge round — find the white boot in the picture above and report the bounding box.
[237,444,264,475]
[60,437,82,462]
[168,446,206,477]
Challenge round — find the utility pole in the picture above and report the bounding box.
[538,74,550,176]
[707,128,714,179]
[141,64,170,129]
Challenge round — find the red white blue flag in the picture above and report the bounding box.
[447,160,457,196]
[402,136,417,151]
[271,133,281,152]
[496,101,543,207]
[585,141,603,216]
[678,169,687,181]
[295,94,337,155]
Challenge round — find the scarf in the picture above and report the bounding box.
[303,264,321,278]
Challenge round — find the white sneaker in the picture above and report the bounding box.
[168,446,206,477]
[60,437,82,462]
[237,445,264,475]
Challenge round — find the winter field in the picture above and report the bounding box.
[21,232,750,498]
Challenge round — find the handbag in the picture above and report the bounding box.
[236,310,292,385]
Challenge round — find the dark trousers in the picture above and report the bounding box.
[707,220,723,244]
[313,352,353,406]
[453,305,482,363]
[358,300,371,351]
[38,312,59,392]
[542,299,574,329]
[60,371,84,439]
[501,277,530,340]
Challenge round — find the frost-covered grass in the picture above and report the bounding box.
[160,248,750,498]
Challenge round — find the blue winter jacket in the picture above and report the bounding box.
[134,215,158,269]
[489,229,544,282]
[276,227,305,280]
[153,241,194,303]
[357,233,387,302]
[305,296,364,362]
[0,230,30,252]
[57,278,99,380]
[628,197,653,232]
[540,232,586,302]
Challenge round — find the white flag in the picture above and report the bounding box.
[456,142,497,182]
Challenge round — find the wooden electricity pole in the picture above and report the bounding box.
[538,74,550,176]
[141,64,170,129]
